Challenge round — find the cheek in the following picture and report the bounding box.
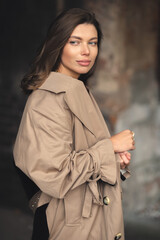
[61,46,76,62]
[91,47,98,59]
[92,48,98,64]
[94,48,98,58]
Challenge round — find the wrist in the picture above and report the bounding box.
[110,137,117,153]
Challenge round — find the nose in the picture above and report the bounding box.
[81,43,90,55]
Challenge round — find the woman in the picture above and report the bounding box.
[13,8,135,240]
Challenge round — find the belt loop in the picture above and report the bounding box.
[82,185,93,218]
[88,181,103,205]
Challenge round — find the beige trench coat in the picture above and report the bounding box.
[13,72,129,240]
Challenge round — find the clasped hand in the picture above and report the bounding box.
[110,129,135,169]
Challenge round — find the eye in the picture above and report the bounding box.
[88,41,98,46]
[69,41,80,46]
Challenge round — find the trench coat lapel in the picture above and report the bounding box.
[39,72,100,137]
[64,85,99,136]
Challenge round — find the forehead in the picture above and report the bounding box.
[70,23,98,38]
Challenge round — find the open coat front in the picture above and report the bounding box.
[13,72,128,240]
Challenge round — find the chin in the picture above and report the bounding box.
[78,69,91,75]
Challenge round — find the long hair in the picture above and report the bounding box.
[21,8,103,94]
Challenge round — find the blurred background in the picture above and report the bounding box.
[0,0,160,239]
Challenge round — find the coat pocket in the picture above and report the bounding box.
[64,184,85,226]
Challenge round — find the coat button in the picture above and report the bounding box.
[114,233,122,240]
[103,196,110,205]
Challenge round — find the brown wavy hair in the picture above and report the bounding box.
[21,8,103,94]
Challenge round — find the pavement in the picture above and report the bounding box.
[0,207,33,240]
[124,216,160,240]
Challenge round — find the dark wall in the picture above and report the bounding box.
[0,0,84,90]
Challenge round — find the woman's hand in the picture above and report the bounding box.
[119,151,131,169]
[110,129,135,153]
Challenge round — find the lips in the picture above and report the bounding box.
[76,60,91,66]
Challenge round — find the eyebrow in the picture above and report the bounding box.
[69,36,98,40]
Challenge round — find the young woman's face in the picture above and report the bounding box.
[58,23,98,79]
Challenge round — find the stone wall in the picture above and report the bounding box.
[85,0,160,219]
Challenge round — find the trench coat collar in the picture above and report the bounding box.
[39,72,96,136]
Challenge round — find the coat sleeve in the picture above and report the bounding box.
[13,91,117,199]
